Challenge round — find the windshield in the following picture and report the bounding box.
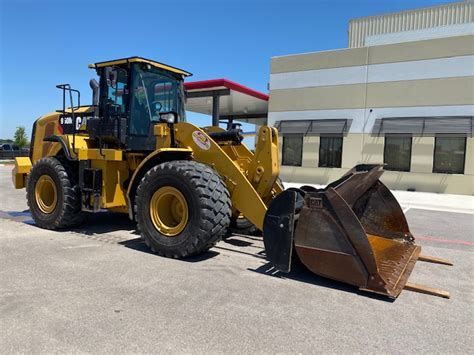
[130,64,186,136]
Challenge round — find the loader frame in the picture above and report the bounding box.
[13,119,283,225]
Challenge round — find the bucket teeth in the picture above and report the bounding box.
[404,282,451,299]
[418,255,453,266]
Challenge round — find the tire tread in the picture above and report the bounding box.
[135,160,231,258]
[27,157,84,229]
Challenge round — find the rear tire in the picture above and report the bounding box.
[135,160,231,258]
[27,157,84,229]
[228,216,260,236]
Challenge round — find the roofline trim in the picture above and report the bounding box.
[184,78,269,101]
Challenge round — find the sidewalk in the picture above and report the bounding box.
[283,182,474,215]
[0,159,14,166]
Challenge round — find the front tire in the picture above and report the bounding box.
[135,160,231,258]
[26,157,84,229]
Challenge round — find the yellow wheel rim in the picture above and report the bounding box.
[149,186,188,237]
[35,175,58,214]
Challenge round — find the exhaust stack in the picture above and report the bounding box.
[89,78,99,106]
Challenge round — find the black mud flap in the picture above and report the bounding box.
[263,190,298,273]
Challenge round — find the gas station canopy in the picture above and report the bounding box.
[184,79,269,126]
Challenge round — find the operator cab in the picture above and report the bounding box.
[87,57,191,151]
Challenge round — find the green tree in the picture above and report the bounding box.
[14,126,29,148]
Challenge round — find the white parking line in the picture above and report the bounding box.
[62,245,102,249]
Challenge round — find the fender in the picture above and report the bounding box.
[43,135,75,161]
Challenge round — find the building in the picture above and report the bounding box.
[267,1,474,195]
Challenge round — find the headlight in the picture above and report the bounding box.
[159,112,177,124]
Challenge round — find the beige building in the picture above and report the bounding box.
[268,1,474,195]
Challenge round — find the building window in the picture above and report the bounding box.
[384,135,412,172]
[319,136,343,168]
[433,137,466,174]
[282,136,303,166]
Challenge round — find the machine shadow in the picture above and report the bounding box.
[249,260,395,302]
[0,209,35,224]
[70,212,139,236]
[119,237,220,262]
[1,208,219,261]
[0,209,139,235]
[222,237,254,247]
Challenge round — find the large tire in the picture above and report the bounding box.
[26,157,84,229]
[135,160,231,258]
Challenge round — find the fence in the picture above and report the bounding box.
[0,150,29,159]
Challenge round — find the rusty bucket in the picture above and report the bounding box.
[263,164,449,299]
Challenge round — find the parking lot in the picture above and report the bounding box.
[0,165,473,353]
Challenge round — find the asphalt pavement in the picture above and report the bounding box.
[0,165,473,353]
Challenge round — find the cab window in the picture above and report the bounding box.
[102,67,128,118]
[130,65,185,136]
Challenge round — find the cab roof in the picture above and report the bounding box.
[88,56,192,77]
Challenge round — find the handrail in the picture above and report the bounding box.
[56,84,81,157]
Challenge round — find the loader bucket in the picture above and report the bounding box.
[264,164,426,298]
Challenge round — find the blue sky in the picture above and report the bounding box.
[0,0,454,140]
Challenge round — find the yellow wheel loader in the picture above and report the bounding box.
[12,57,451,299]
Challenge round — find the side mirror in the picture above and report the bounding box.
[159,112,177,124]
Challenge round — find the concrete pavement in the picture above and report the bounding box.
[1,165,473,353]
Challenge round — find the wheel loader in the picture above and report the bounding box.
[12,57,451,299]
